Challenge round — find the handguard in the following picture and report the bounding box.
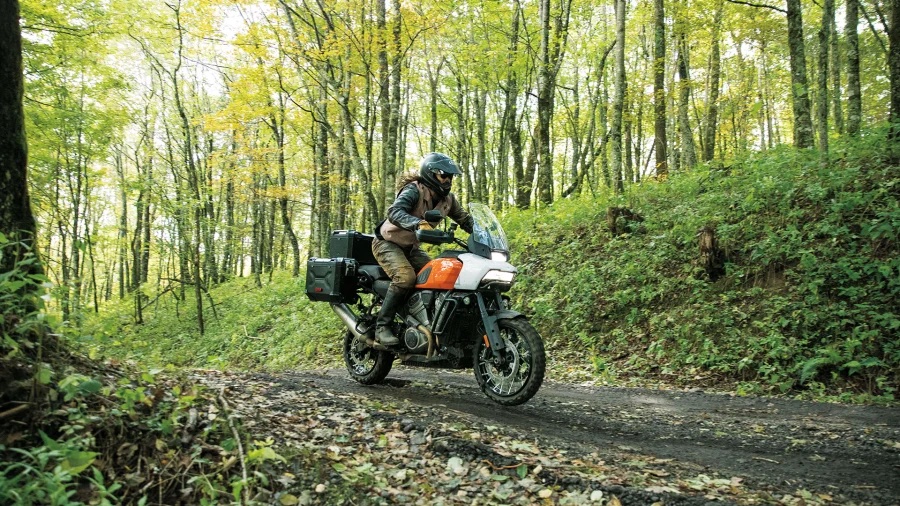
[416,228,454,245]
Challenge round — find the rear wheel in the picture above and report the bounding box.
[474,318,545,405]
[343,331,394,385]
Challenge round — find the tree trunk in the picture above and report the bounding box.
[703,0,724,161]
[505,5,527,209]
[787,0,815,147]
[830,15,844,135]
[475,89,488,202]
[0,0,42,278]
[611,0,626,194]
[761,47,777,147]
[654,0,668,177]
[377,0,393,211]
[536,0,572,207]
[222,166,235,280]
[313,90,331,257]
[846,0,862,137]
[817,0,834,152]
[889,0,900,143]
[115,150,128,300]
[388,0,402,196]
[271,97,300,277]
[520,124,540,207]
[427,59,444,153]
[537,0,554,206]
[677,32,697,169]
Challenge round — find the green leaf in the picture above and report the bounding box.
[247,446,286,464]
[79,379,102,394]
[61,451,98,475]
[279,494,300,505]
[39,430,64,451]
[516,463,528,479]
[36,367,53,384]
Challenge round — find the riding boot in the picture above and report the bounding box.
[374,287,407,346]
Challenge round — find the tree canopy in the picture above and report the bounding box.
[10,0,898,328]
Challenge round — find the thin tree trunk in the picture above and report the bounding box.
[817,0,834,152]
[272,97,300,277]
[475,89,488,202]
[612,0,626,194]
[677,32,697,169]
[703,0,724,161]
[115,149,128,300]
[313,91,331,257]
[654,0,668,177]
[387,0,402,196]
[506,5,527,209]
[521,125,540,207]
[846,0,862,137]
[787,0,815,147]
[537,0,554,206]
[830,15,844,134]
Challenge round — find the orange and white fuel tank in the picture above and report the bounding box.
[415,258,463,290]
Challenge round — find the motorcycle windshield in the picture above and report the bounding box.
[468,203,509,253]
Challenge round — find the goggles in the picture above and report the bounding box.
[432,169,455,179]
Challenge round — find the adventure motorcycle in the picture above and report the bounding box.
[306,203,545,406]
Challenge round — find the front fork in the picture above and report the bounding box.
[476,292,509,366]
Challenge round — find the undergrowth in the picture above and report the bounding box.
[80,277,343,371]
[504,129,898,403]
[0,238,347,504]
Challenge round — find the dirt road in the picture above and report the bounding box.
[201,367,900,505]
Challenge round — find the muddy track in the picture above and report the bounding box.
[263,366,900,505]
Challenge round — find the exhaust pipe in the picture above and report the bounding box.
[331,303,385,349]
[331,303,367,338]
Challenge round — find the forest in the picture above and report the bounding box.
[1,0,899,503]
[7,0,896,333]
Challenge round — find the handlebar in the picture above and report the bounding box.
[415,228,455,245]
[415,221,471,249]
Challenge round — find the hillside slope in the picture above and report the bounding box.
[505,133,898,401]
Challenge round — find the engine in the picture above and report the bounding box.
[403,291,433,354]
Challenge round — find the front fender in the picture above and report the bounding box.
[493,309,524,321]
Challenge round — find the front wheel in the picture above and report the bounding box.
[343,331,394,385]
[474,318,546,406]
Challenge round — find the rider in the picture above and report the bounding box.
[372,152,474,346]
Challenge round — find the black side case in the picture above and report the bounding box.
[329,230,378,265]
[305,257,358,302]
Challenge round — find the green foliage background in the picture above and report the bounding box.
[505,132,899,400]
[82,132,899,403]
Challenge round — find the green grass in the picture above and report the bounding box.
[81,276,345,371]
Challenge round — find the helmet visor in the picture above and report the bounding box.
[431,169,455,181]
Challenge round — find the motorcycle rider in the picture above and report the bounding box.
[371,152,474,346]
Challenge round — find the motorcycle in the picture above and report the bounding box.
[306,203,545,406]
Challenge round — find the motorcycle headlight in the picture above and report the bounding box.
[491,251,509,262]
[480,270,516,291]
